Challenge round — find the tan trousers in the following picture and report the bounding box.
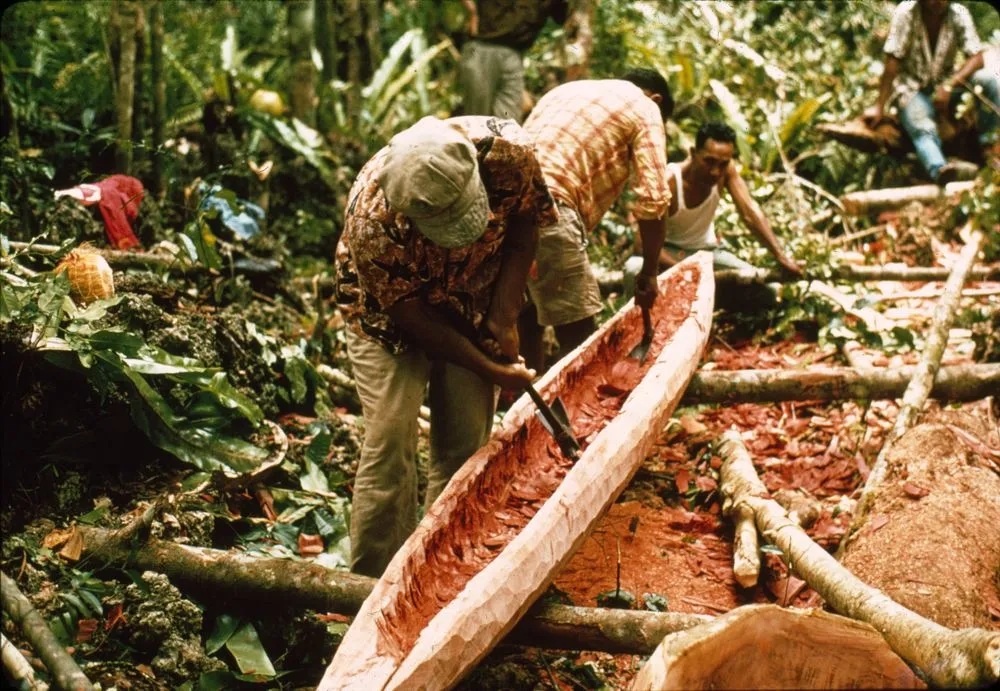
[345,329,496,578]
[459,40,525,123]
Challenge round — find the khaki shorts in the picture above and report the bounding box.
[526,204,603,327]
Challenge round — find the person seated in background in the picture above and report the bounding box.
[458,0,568,123]
[518,67,675,373]
[334,115,556,577]
[624,121,802,290]
[864,0,999,183]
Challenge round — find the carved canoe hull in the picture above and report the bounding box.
[320,252,715,690]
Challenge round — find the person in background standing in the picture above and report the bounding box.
[458,0,569,123]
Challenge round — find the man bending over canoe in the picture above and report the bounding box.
[519,68,675,372]
[334,116,558,577]
[624,121,802,286]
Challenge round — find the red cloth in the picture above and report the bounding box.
[95,175,143,250]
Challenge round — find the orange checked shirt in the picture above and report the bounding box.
[523,79,671,233]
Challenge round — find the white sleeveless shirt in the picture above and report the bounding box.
[664,162,720,250]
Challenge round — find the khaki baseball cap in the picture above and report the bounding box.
[379,116,490,248]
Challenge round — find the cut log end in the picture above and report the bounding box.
[632,605,924,690]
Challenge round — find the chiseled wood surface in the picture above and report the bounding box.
[319,253,715,690]
[632,604,923,690]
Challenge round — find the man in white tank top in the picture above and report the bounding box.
[625,121,802,285]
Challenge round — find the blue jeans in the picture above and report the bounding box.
[899,68,1000,180]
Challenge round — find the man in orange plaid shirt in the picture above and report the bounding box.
[520,68,674,371]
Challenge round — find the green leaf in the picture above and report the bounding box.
[110,356,270,476]
[194,670,242,691]
[60,592,90,618]
[363,29,419,103]
[66,295,122,325]
[301,433,331,493]
[891,326,916,350]
[312,505,347,541]
[224,622,276,677]
[0,283,25,319]
[371,39,451,126]
[642,593,670,612]
[283,355,308,404]
[206,613,241,655]
[410,29,430,115]
[779,94,830,150]
[596,588,636,609]
[78,589,104,617]
[709,79,749,132]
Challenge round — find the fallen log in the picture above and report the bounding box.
[839,417,1000,631]
[321,362,999,410]
[1,632,47,691]
[862,286,1000,303]
[841,230,986,549]
[831,223,890,247]
[0,573,94,691]
[321,254,715,690]
[6,241,282,277]
[816,115,976,158]
[76,525,710,654]
[631,604,923,690]
[807,280,893,331]
[592,263,1000,292]
[716,431,1000,688]
[682,363,1000,404]
[840,181,977,216]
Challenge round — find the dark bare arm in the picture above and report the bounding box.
[635,217,666,309]
[933,51,985,114]
[726,164,802,276]
[486,215,538,359]
[387,299,535,390]
[866,54,900,126]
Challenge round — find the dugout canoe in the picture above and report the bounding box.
[319,252,715,690]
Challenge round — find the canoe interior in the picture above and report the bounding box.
[372,263,703,662]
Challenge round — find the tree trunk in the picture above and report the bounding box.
[287,0,316,125]
[113,0,138,173]
[131,3,146,148]
[361,0,382,76]
[76,525,709,654]
[841,230,986,550]
[342,0,363,124]
[684,363,1000,404]
[314,0,338,83]
[1,631,47,691]
[841,181,977,215]
[564,0,594,81]
[1,573,95,691]
[716,432,1000,688]
[592,263,1000,293]
[308,355,1000,407]
[150,0,165,199]
[839,417,1000,631]
[6,241,281,278]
